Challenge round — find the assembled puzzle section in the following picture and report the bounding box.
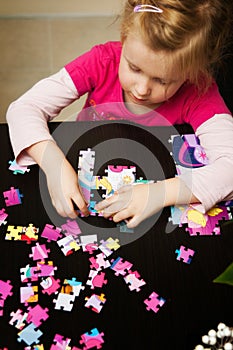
[77,148,154,233]
[77,148,95,203]
[168,133,233,235]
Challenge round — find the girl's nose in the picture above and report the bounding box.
[135,79,151,97]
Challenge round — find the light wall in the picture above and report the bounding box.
[0,0,123,17]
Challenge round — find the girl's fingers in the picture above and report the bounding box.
[72,193,89,216]
[112,208,132,223]
[95,193,117,211]
[125,215,141,228]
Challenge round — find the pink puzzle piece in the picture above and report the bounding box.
[89,253,111,271]
[27,304,49,327]
[0,208,8,225]
[123,270,146,292]
[79,328,105,350]
[29,243,50,261]
[40,276,61,295]
[110,257,133,276]
[41,224,63,242]
[144,291,166,314]
[0,279,13,300]
[86,271,108,289]
[175,245,195,264]
[61,219,82,237]
[3,187,23,206]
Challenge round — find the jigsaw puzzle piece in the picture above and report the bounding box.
[9,309,28,330]
[26,304,49,327]
[20,284,38,305]
[17,323,42,346]
[61,219,82,238]
[84,293,106,313]
[77,148,95,203]
[89,253,111,271]
[79,328,105,350]
[36,261,57,278]
[8,159,30,174]
[20,264,39,283]
[144,291,166,314]
[22,223,39,244]
[3,186,23,206]
[53,293,76,312]
[5,225,23,241]
[40,276,61,295]
[50,333,71,350]
[0,279,13,301]
[0,208,8,226]
[110,257,133,276]
[57,235,80,256]
[0,299,4,316]
[79,234,98,253]
[175,245,195,264]
[86,270,108,289]
[123,270,146,292]
[102,165,136,198]
[98,237,120,257]
[61,278,85,297]
[41,224,63,242]
[29,243,50,261]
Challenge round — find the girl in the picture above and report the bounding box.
[6,0,233,228]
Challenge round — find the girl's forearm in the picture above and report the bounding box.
[162,177,199,207]
[25,140,66,175]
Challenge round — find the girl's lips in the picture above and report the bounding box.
[129,93,147,104]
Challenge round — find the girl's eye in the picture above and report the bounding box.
[154,78,167,85]
[129,64,140,72]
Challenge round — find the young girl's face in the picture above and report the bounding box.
[119,31,186,113]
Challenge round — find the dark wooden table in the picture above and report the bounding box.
[0,121,233,350]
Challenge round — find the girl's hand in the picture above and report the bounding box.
[25,140,89,219]
[46,157,89,219]
[95,182,165,228]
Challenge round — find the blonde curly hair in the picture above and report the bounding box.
[120,0,232,91]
